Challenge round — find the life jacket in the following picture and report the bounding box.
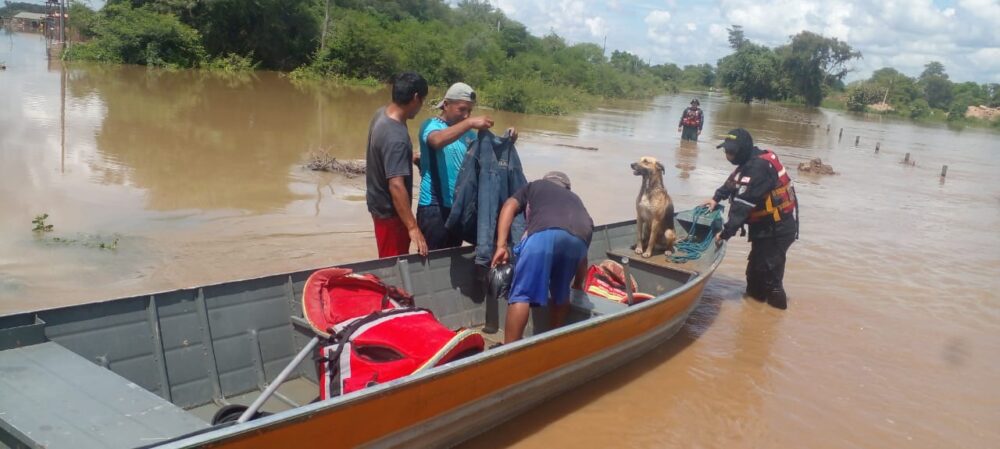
[727,150,797,224]
[302,268,485,399]
[681,107,702,127]
[583,260,655,304]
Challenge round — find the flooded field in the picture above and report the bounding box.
[2,31,999,448]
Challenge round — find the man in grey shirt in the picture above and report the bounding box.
[366,72,429,257]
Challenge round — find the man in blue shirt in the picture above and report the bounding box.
[417,82,516,250]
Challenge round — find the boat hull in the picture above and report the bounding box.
[174,265,710,448]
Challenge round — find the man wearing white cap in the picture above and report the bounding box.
[416,82,517,250]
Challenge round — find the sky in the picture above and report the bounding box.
[469,0,1000,83]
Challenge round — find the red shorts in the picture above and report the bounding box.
[372,215,410,258]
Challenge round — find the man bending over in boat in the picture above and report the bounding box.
[491,172,594,343]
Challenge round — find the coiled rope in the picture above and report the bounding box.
[668,205,724,263]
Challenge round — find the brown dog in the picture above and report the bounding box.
[631,156,677,258]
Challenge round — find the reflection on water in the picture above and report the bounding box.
[2,30,1000,449]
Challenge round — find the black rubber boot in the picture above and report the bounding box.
[744,281,766,302]
[766,289,787,310]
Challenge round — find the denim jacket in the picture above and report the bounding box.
[446,130,527,266]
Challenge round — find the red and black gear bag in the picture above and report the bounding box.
[302,268,484,399]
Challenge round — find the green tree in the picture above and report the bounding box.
[65,2,206,68]
[680,64,715,87]
[717,42,781,103]
[920,61,947,80]
[0,1,48,16]
[845,83,882,112]
[610,50,647,75]
[650,63,682,83]
[987,83,1000,107]
[727,25,746,50]
[922,76,953,109]
[918,61,953,109]
[776,31,861,106]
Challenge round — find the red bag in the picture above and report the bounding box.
[584,260,654,304]
[303,268,484,398]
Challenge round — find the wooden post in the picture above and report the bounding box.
[826,124,830,134]
[904,153,911,163]
[940,165,948,178]
[855,136,860,146]
[838,128,843,141]
[875,142,880,153]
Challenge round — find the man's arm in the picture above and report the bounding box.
[388,176,427,256]
[427,116,493,150]
[719,161,775,240]
[490,197,522,266]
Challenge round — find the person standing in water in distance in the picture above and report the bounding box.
[678,98,704,141]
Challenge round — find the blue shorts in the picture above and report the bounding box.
[510,229,588,307]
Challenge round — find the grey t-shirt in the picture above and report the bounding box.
[365,107,414,219]
[511,179,594,245]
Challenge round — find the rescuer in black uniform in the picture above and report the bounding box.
[704,129,798,309]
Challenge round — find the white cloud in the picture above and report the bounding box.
[585,16,608,38]
[472,0,999,83]
[645,10,672,28]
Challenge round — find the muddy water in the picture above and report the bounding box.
[3,31,999,448]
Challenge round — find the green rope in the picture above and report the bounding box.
[668,205,724,263]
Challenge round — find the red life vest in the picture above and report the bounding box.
[303,268,485,399]
[681,107,702,127]
[727,150,797,224]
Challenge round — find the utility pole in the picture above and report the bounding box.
[602,35,607,57]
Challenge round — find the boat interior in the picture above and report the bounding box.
[0,213,720,449]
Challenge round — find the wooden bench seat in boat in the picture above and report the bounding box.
[0,342,208,449]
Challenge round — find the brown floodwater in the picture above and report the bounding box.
[2,31,999,448]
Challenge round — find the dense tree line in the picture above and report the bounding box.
[716,25,860,107]
[62,0,715,115]
[845,62,1000,123]
[0,1,47,17]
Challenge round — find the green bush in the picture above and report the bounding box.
[64,3,205,68]
[845,84,881,112]
[909,99,930,119]
[203,53,258,73]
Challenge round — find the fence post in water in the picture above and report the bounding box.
[904,153,911,163]
[941,165,948,178]
[838,128,843,141]
[855,136,860,146]
[826,124,831,134]
[875,142,880,153]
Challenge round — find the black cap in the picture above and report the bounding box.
[717,128,754,154]
[691,99,700,105]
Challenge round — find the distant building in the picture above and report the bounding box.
[12,12,47,31]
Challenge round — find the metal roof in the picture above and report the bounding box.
[13,12,47,20]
